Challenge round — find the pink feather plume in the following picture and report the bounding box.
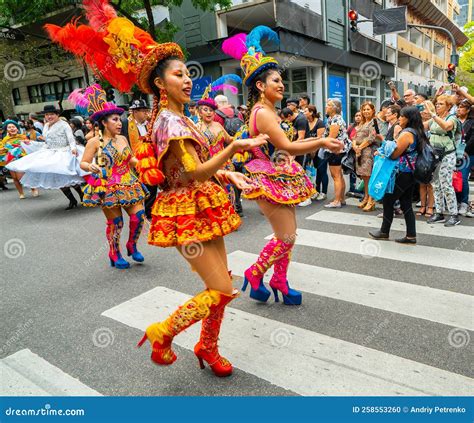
[222,33,247,60]
[83,0,117,30]
[67,88,89,108]
[211,84,238,95]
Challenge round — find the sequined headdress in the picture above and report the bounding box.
[68,84,124,122]
[197,74,242,110]
[44,0,184,94]
[222,26,279,87]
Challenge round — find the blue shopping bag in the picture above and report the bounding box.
[368,154,398,201]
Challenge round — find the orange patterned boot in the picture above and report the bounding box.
[137,289,222,365]
[194,290,238,377]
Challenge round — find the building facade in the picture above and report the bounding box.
[1,0,468,123]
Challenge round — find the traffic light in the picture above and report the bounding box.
[446,63,456,83]
[106,88,115,102]
[349,9,358,33]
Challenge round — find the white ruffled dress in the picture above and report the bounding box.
[7,120,88,189]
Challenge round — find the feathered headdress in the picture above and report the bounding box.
[222,26,279,86]
[44,0,184,94]
[68,84,124,122]
[197,74,242,109]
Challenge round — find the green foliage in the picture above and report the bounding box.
[0,0,231,40]
[457,21,473,92]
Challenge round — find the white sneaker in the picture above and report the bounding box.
[298,198,312,207]
[416,201,422,207]
[316,193,327,201]
[459,203,468,216]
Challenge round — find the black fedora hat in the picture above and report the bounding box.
[41,104,61,114]
[129,99,150,110]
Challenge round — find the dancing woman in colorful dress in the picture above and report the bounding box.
[222,26,342,305]
[45,0,267,377]
[6,105,87,209]
[0,120,38,198]
[70,84,149,269]
[196,76,243,213]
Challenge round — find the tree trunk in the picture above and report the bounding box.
[143,0,156,40]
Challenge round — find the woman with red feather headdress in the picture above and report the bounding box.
[46,0,267,377]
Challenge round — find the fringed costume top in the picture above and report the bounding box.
[148,109,241,247]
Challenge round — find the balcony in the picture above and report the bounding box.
[217,0,276,32]
[217,0,324,41]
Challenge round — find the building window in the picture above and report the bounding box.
[12,88,21,106]
[433,41,445,59]
[281,68,308,102]
[291,68,308,97]
[408,57,422,74]
[423,62,431,78]
[433,66,443,81]
[349,75,377,121]
[423,34,431,51]
[409,28,423,47]
[27,77,84,104]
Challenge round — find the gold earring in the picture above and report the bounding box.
[159,88,168,109]
[260,91,265,104]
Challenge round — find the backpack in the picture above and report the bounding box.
[215,109,244,136]
[403,128,439,184]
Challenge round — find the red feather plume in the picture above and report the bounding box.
[44,21,136,92]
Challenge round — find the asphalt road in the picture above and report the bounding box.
[1,179,473,396]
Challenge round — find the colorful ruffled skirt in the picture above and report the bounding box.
[82,178,149,208]
[243,156,316,205]
[148,180,241,247]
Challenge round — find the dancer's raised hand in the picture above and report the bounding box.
[322,137,344,154]
[226,171,255,190]
[232,134,268,152]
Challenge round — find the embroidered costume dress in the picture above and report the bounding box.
[242,107,315,205]
[83,142,148,208]
[0,134,28,166]
[7,120,87,189]
[45,0,239,375]
[148,109,241,247]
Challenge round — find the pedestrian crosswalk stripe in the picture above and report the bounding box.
[227,251,474,331]
[1,349,101,396]
[265,229,474,273]
[102,286,474,396]
[306,210,474,240]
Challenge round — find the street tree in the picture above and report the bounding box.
[457,21,474,93]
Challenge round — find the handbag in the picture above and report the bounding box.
[452,170,463,193]
[305,162,317,186]
[368,154,399,201]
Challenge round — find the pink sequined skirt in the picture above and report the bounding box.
[243,156,315,205]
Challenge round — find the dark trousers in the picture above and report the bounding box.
[145,184,158,219]
[314,155,329,194]
[381,172,416,237]
[296,155,306,167]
